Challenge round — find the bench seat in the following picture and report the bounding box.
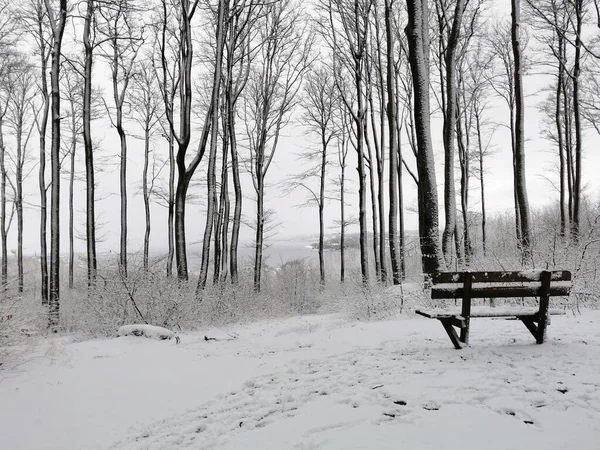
[416,307,566,320]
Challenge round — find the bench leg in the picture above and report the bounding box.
[519,317,539,341]
[459,317,470,345]
[439,319,464,350]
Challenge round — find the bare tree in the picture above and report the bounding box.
[98,0,144,277]
[197,0,228,293]
[155,0,215,281]
[293,65,338,287]
[243,0,312,292]
[384,0,402,284]
[82,0,98,285]
[405,0,444,277]
[219,0,263,285]
[511,0,532,260]
[7,60,37,293]
[0,56,13,291]
[17,0,51,302]
[131,61,161,271]
[43,0,68,328]
[321,0,373,284]
[60,63,83,289]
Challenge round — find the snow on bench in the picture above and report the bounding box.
[117,324,180,344]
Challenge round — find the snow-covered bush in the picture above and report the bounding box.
[0,287,42,370]
[117,324,180,343]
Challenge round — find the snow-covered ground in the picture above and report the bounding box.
[1,311,599,450]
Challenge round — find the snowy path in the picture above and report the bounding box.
[1,312,600,449]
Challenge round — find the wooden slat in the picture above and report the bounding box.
[432,270,571,283]
[431,282,571,299]
[416,307,565,319]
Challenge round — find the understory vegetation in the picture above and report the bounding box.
[1,203,598,359]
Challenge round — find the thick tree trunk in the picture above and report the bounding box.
[405,0,444,277]
[174,173,190,280]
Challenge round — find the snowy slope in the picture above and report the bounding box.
[1,312,599,450]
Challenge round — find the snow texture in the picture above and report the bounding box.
[1,312,599,449]
[117,324,179,343]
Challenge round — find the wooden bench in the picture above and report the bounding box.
[415,270,572,349]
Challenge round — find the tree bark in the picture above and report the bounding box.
[83,0,97,285]
[0,117,7,290]
[441,0,467,266]
[511,0,532,261]
[37,8,50,304]
[198,0,227,294]
[45,0,67,329]
[405,0,444,277]
[571,0,583,241]
[385,0,400,285]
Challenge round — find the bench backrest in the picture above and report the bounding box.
[431,270,572,300]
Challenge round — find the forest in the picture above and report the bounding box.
[0,0,599,340]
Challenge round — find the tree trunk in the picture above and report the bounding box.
[571,0,583,241]
[46,0,67,329]
[167,128,175,277]
[229,109,242,284]
[355,67,369,284]
[511,0,532,261]
[0,118,7,290]
[68,127,75,289]
[364,124,380,282]
[143,125,150,271]
[198,0,226,294]
[385,0,400,285]
[83,0,97,286]
[441,0,467,266]
[456,107,472,264]
[174,173,191,279]
[405,0,444,277]
[318,132,327,287]
[38,13,50,304]
[395,72,406,279]
[556,37,566,240]
[475,108,487,256]
[254,178,264,292]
